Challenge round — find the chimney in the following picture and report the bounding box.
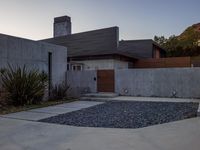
[53,16,71,37]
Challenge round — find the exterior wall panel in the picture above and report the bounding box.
[115,68,200,98]
[0,34,67,87]
[66,70,97,97]
[42,27,119,57]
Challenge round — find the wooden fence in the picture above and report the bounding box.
[133,57,192,68]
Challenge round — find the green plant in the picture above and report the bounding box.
[50,82,70,100]
[0,88,7,110]
[0,65,48,106]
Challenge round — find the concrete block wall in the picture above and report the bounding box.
[66,70,97,97]
[115,68,200,98]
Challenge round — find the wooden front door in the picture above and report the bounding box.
[97,70,115,92]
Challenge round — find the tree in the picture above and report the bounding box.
[154,34,200,57]
[154,35,167,46]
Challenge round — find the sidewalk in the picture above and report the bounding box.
[1,101,103,121]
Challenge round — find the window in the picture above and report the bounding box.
[67,64,70,70]
[67,63,83,71]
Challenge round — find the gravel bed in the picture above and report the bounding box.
[39,101,198,129]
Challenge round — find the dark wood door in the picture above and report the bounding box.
[97,70,115,92]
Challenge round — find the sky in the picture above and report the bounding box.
[0,0,199,40]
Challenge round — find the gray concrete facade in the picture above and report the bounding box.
[67,68,200,98]
[0,33,67,86]
[115,68,200,98]
[67,70,97,97]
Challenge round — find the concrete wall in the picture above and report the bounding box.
[114,60,129,69]
[0,33,67,86]
[67,68,200,99]
[66,71,97,97]
[115,68,200,98]
[67,68,200,98]
[72,59,129,70]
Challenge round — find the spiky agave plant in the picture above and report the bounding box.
[0,65,48,106]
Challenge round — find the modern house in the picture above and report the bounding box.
[39,15,170,95]
[41,16,166,71]
[0,15,199,99]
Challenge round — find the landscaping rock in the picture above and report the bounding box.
[39,101,198,129]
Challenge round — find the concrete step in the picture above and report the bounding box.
[80,97,112,101]
[82,92,118,98]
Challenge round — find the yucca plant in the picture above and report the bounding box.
[0,87,7,109]
[0,65,48,106]
[50,82,70,100]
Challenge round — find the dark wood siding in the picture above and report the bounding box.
[42,27,119,57]
[118,40,154,59]
[134,57,191,68]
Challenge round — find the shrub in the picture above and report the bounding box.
[0,88,7,110]
[0,65,48,106]
[50,82,70,100]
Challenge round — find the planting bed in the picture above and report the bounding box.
[39,101,198,129]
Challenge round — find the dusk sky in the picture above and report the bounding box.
[0,0,199,40]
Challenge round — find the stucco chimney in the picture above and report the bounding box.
[54,16,71,37]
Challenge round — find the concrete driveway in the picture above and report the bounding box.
[0,100,200,150]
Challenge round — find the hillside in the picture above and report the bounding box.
[178,23,200,43]
[154,23,200,57]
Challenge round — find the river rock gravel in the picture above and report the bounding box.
[39,101,198,129]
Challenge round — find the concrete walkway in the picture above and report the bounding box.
[1,99,200,150]
[81,96,200,103]
[1,101,103,121]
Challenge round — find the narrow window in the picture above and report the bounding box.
[48,52,52,95]
[67,63,70,70]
